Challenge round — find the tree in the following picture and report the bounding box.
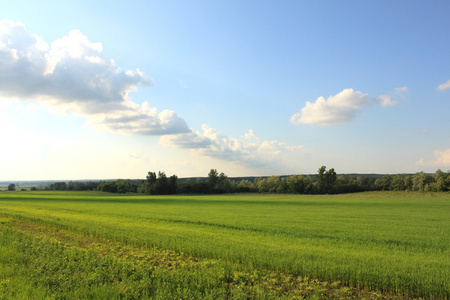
[49,182,67,191]
[303,176,315,194]
[68,181,75,191]
[139,171,178,195]
[7,184,16,191]
[266,176,281,193]
[206,169,230,193]
[207,169,219,193]
[97,181,117,193]
[277,178,289,194]
[434,169,445,181]
[236,179,255,193]
[256,177,268,193]
[115,179,138,193]
[168,175,178,194]
[74,181,87,191]
[217,172,230,193]
[286,175,306,194]
[154,171,169,194]
[142,171,157,194]
[146,172,157,183]
[412,172,433,191]
[193,179,209,194]
[177,178,195,194]
[375,175,393,191]
[390,174,412,191]
[431,169,450,192]
[85,181,100,191]
[316,166,336,194]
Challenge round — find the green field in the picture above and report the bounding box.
[0,191,449,299]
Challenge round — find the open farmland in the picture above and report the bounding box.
[0,191,449,299]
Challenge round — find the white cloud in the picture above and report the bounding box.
[88,102,189,135]
[378,95,398,107]
[291,88,400,126]
[416,149,450,167]
[437,79,450,91]
[243,129,259,140]
[394,87,408,93]
[0,19,311,173]
[290,89,371,126]
[160,125,307,170]
[159,129,212,149]
[0,19,189,135]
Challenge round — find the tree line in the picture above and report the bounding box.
[16,167,447,194]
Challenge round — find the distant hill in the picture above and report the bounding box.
[0,179,104,188]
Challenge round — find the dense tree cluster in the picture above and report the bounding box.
[101,167,450,195]
[47,181,100,191]
[137,172,178,195]
[9,167,449,194]
[97,179,138,193]
[176,169,230,194]
[245,168,450,194]
[175,167,450,195]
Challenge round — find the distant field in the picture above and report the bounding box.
[0,191,449,299]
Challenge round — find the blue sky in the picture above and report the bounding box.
[1,1,449,180]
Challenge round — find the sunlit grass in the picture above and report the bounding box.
[0,191,449,298]
[1,218,384,299]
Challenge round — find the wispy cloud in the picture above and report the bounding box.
[416,149,450,167]
[394,87,408,93]
[290,88,402,126]
[160,125,308,170]
[0,19,189,135]
[437,79,450,91]
[178,80,188,89]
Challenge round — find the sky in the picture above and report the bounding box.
[1,0,449,180]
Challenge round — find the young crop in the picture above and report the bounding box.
[0,191,448,298]
[0,218,396,299]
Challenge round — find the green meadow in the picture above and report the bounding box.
[0,191,449,299]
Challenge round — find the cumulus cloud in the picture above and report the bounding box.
[243,129,259,140]
[290,88,402,126]
[159,128,212,149]
[160,125,307,169]
[0,19,189,135]
[89,103,189,136]
[416,149,450,167]
[437,79,450,91]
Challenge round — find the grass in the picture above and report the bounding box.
[0,191,449,299]
[0,217,384,299]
